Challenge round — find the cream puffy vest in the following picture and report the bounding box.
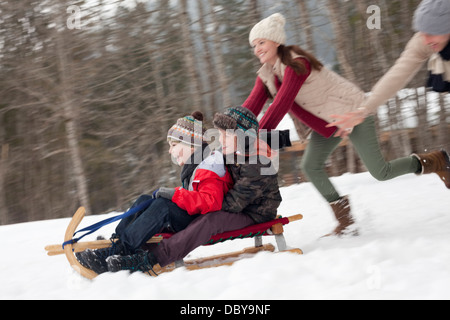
[257,53,365,124]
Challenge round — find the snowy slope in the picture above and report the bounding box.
[1,172,450,300]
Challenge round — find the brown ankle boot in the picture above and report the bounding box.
[326,196,358,237]
[412,150,450,189]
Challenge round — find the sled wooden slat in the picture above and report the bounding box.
[153,245,303,275]
[45,207,304,279]
[63,207,98,280]
[45,236,164,256]
[45,214,303,256]
[154,244,276,274]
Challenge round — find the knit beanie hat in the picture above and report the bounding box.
[213,106,259,136]
[413,0,450,35]
[249,13,287,46]
[167,111,206,147]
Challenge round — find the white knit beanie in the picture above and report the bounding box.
[413,0,450,35]
[249,13,287,46]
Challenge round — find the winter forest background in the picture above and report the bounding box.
[0,0,448,225]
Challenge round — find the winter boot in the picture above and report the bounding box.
[326,195,358,237]
[107,250,158,276]
[412,150,450,189]
[76,239,127,274]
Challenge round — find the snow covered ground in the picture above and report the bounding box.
[1,172,449,300]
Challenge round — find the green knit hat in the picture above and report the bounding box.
[213,106,259,136]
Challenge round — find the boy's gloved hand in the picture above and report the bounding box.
[154,187,176,200]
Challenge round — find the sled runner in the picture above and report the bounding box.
[45,207,303,279]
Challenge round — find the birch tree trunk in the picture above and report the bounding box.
[326,0,357,173]
[415,88,432,152]
[207,0,232,109]
[288,0,315,143]
[197,0,219,114]
[297,0,315,53]
[0,143,7,224]
[438,94,449,149]
[54,6,91,214]
[178,0,203,110]
[326,0,357,83]
[354,0,389,73]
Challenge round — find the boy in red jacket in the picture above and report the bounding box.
[77,111,233,274]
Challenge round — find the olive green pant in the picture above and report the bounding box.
[301,116,421,203]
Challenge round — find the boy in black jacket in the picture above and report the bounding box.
[107,107,282,274]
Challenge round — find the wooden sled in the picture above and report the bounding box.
[45,207,303,279]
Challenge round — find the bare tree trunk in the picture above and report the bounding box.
[354,0,389,73]
[178,0,203,110]
[396,96,412,156]
[438,93,449,149]
[415,88,432,152]
[207,0,232,109]
[0,143,8,224]
[0,102,6,224]
[197,0,218,115]
[326,0,357,173]
[54,6,91,214]
[286,0,315,143]
[388,97,408,159]
[326,0,357,83]
[249,0,261,19]
[378,0,401,62]
[297,0,315,53]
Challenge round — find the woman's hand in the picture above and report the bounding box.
[326,110,367,138]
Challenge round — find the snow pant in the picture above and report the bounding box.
[301,116,421,203]
[150,210,255,268]
[115,195,198,253]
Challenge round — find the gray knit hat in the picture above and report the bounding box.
[413,0,450,35]
[249,13,287,45]
[167,111,206,147]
